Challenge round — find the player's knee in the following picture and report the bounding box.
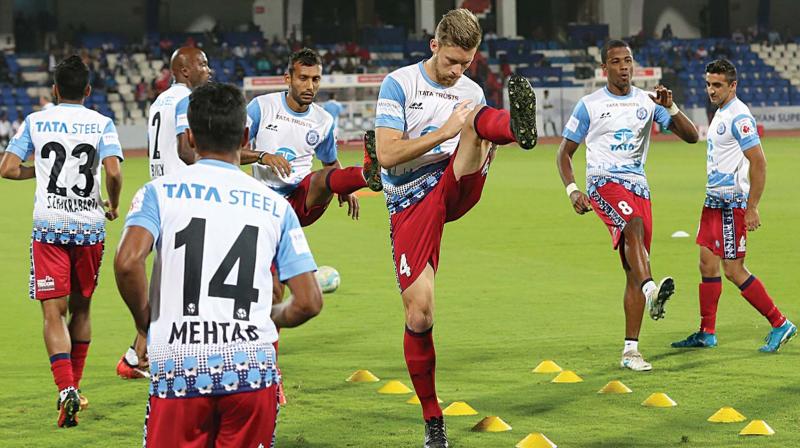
[405,306,434,332]
[722,262,746,284]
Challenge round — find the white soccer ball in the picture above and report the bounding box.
[315,266,340,294]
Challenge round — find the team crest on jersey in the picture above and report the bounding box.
[636,107,647,120]
[735,117,755,137]
[717,122,726,134]
[305,129,320,145]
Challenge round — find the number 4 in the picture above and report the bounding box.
[399,254,411,277]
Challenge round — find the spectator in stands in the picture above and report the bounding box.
[135,78,148,112]
[695,45,708,60]
[661,23,674,40]
[0,111,11,149]
[256,55,271,73]
[732,29,745,44]
[541,90,558,137]
[153,65,171,96]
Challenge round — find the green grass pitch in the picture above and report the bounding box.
[0,138,797,447]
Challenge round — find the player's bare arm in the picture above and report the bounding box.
[743,144,767,231]
[322,159,360,220]
[556,138,592,214]
[103,156,122,221]
[270,271,322,328]
[376,100,473,168]
[650,85,699,143]
[0,152,35,180]
[114,226,154,341]
[176,133,197,165]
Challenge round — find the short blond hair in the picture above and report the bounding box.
[434,8,482,50]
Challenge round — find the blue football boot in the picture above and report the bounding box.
[759,320,797,353]
[671,331,718,348]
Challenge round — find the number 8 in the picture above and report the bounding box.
[618,201,633,215]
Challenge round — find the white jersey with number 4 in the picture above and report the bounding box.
[562,86,672,197]
[125,159,317,399]
[247,92,337,196]
[148,83,191,178]
[705,97,759,208]
[5,103,123,245]
[374,61,486,187]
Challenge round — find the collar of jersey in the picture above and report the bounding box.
[196,158,240,171]
[281,92,311,117]
[418,61,446,90]
[57,103,84,108]
[603,86,634,100]
[719,96,739,111]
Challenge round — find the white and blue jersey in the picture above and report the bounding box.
[322,99,344,130]
[563,86,672,199]
[125,159,317,399]
[147,83,191,178]
[5,104,123,245]
[375,61,485,214]
[705,97,759,208]
[247,92,337,196]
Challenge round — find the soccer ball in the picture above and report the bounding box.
[315,266,340,294]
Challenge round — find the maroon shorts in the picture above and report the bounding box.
[696,206,747,259]
[390,150,492,292]
[29,241,104,300]
[588,182,652,254]
[287,172,330,227]
[144,386,278,448]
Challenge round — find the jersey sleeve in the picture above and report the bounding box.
[731,114,760,151]
[275,204,317,282]
[125,184,161,240]
[375,75,406,131]
[653,104,672,128]
[98,120,124,161]
[175,96,190,135]
[314,123,337,164]
[246,98,261,143]
[5,116,34,161]
[562,100,590,143]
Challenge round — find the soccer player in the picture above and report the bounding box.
[241,47,382,225]
[117,46,211,380]
[671,59,796,351]
[322,92,344,133]
[374,9,536,447]
[114,82,322,446]
[556,39,699,371]
[0,55,123,427]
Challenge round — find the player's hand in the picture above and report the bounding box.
[103,200,119,221]
[259,153,293,178]
[745,207,760,231]
[569,191,593,215]
[440,100,474,139]
[649,85,673,108]
[338,193,359,220]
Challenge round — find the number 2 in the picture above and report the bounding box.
[151,111,162,160]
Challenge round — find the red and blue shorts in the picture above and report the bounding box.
[144,385,279,447]
[696,206,747,259]
[29,240,104,300]
[287,172,330,227]
[587,181,652,256]
[389,149,493,292]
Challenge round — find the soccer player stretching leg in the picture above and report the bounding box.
[374,9,537,447]
[556,40,699,371]
[672,59,795,352]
